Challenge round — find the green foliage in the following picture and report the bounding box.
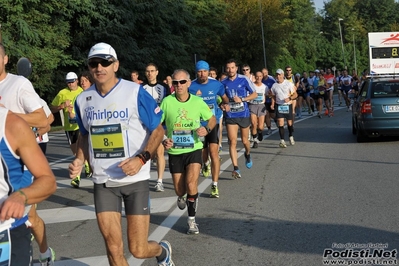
[1,0,399,104]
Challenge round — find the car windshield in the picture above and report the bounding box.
[371,81,399,98]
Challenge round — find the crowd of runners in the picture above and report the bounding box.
[0,38,364,266]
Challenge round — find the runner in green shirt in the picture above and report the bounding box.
[161,69,216,235]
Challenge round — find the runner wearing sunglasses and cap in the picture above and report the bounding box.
[69,42,174,266]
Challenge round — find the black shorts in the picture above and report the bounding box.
[311,93,322,100]
[275,104,294,120]
[65,129,79,145]
[225,117,251,128]
[168,149,202,173]
[203,124,219,148]
[10,224,32,265]
[319,92,329,101]
[94,180,150,215]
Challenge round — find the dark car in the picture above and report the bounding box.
[352,76,399,142]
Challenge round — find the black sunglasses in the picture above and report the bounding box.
[172,80,188,85]
[88,59,114,68]
[242,68,249,71]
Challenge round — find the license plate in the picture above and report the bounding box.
[385,105,399,113]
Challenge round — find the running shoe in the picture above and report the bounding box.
[267,128,272,135]
[257,132,263,141]
[289,136,295,146]
[84,162,92,178]
[210,185,219,198]
[158,240,174,266]
[187,219,199,235]
[39,247,55,266]
[177,195,186,210]
[232,169,241,179]
[252,141,258,149]
[155,182,164,192]
[279,140,287,148]
[71,176,80,188]
[201,162,211,178]
[244,153,253,169]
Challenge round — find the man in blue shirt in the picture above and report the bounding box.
[220,59,257,178]
[189,60,229,198]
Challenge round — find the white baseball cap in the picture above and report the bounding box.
[276,69,284,75]
[88,42,118,60]
[65,72,78,83]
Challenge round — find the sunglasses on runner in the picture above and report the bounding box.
[172,80,188,85]
[242,68,249,71]
[88,59,115,68]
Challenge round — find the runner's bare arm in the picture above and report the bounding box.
[15,107,48,128]
[2,111,56,220]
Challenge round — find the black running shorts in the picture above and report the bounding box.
[202,124,219,148]
[94,180,150,215]
[168,149,202,174]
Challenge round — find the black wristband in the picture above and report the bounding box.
[136,151,151,162]
[142,151,151,162]
[205,126,212,134]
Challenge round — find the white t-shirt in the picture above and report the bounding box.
[271,80,295,105]
[250,83,266,104]
[0,73,43,114]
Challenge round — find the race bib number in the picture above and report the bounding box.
[228,102,244,113]
[278,105,290,114]
[172,130,194,149]
[253,93,264,104]
[69,118,77,124]
[0,229,11,266]
[208,104,216,116]
[90,124,125,159]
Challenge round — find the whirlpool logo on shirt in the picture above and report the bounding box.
[84,106,129,122]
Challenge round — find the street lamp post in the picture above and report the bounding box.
[338,18,347,70]
[259,0,267,68]
[352,28,357,75]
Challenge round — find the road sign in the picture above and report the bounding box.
[369,32,399,74]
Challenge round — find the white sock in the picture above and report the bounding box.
[212,182,218,186]
[157,179,162,183]
[39,248,51,260]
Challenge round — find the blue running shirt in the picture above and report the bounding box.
[189,78,225,125]
[221,74,256,118]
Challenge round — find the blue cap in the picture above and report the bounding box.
[196,60,210,71]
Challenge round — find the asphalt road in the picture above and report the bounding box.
[32,102,399,266]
